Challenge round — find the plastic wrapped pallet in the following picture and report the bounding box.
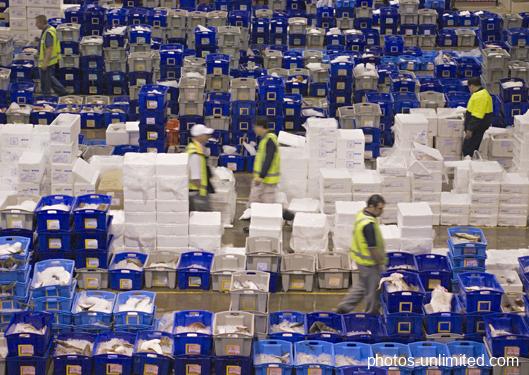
[280,146,309,200]
[336,129,365,171]
[440,192,470,226]
[499,173,529,227]
[397,202,433,255]
[333,201,365,252]
[290,212,329,253]
[319,168,352,215]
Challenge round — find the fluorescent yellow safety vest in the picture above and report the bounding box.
[351,211,386,266]
[39,26,61,67]
[467,88,493,120]
[253,132,281,185]
[187,140,208,197]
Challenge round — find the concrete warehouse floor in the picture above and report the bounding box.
[153,173,529,314]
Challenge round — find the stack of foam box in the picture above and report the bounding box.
[249,203,283,246]
[336,129,365,171]
[210,166,236,226]
[469,161,503,227]
[377,154,410,224]
[499,172,529,227]
[397,202,433,255]
[290,212,329,253]
[50,114,80,195]
[333,200,365,253]
[440,192,470,226]
[306,117,338,198]
[156,153,189,252]
[319,168,352,216]
[17,152,46,196]
[380,224,401,250]
[189,211,222,252]
[409,143,443,226]
[435,108,464,161]
[512,112,529,172]
[9,0,62,42]
[72,157,99,196]
[393,113,429,150]
[351,169,382,202]
[409,108,437,148]
[279,144,309,201]
[124,153,157,253]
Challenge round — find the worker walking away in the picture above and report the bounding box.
[337,194,388,315]
[463,77,494,157]
[187,124,215,211]
[35,15,66,96]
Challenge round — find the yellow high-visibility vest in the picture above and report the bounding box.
[351,211,386,266]
[253,132,280,185]
[467,88,493,120]
[187,140,208,197]
[38,26,61,67]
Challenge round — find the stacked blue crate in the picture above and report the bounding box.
[80,36,105,95]
[113,291,156,332]
[57,23,82,95]
[484,314,529,358]
[138,84,169,152]
[93,332,136,374]
[294,340,334,375]
[109,252,148,290]
[160,43,184,81]
[35,195,74,260]
[270,15,288,46]
[284,93,303,132]
[5,311,53,375]
[195,26,217,59]
[328,57,353,117]
[365,92,394,145]
[254,339,294,374]
[133,331,174,374]
[257,75,286,134]
[82,3,105,37]
[478,11,503,43]
[71,290,115,333]
[447,226,487,277]
[52,332,96,374]
[499,78,529,126]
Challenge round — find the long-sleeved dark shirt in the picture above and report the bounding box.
[259,135,277,179]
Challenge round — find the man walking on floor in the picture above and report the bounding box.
[337,194,388,315]
[187,124,215,211]
[36,15,67,96]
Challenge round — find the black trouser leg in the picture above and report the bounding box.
[462,126,487,157]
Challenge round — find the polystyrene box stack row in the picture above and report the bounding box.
[209,167,237,226]
[441,192,470,226]
[49,113,80,196]
[352,169,382,202]
[306,117,338,198]
[512,113,529,172]
[377,154,410,224]
[409,143,444,226]
[499,173,529,227]
[189,211,222,252]
[279,145,309,201]
[290,212,329,253]
[319,168,352,216]
[469,161,504,227]
[336,129,365,171]
[156,153,189,252]
[124,153,157,252]
[397,202,434,255]
[435,108,465,161]
[9,0,63,42]
[333,201,365,253]
[250,203,283,244]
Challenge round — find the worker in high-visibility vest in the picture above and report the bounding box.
[187,124,214,211]
[337,194,387,314]
[249,117,281,205]
[35,15,66,96]
[463,76,494,157]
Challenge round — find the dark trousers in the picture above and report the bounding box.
[40,64,66,96]
[462,125,488,157]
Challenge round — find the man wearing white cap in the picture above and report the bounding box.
[187,124,215,211]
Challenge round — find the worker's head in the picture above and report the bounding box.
[366,194,385,218]
[35,15,48,31]
[254,117,270,138]
[467,77,483,94]
[190,124,213,145]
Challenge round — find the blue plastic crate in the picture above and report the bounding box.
[408,342,451,375]
[456,57,482,78]
[109,252,147,290]
[5,311,52,357]
[345,32,366,53]
[177,251,214,290]
[329,60,353,81]
[6,347,51,375]
[205,93,230,117]
[93,332,136,374]
[0,275,30,299]
[139,84,169,113]
[383,302,424,337]
[32,283,75,313]
[424,293,464,335]
[447,227,487,257]
[218,154,246,172]
[416,254,452,291]
[379,7,399,35]
[104,73,128,96]
[231,100,256,119]
[0,236,31,262]
[253,339,293,375]
[104,103,128,124]
[449,252,487,271]
[52,332,94,375]
[112,145,140,155]
[437,29,458,47]
[72,194,111,231]
[10,61,34,82]
[103,26,127,48]
[72,290,115,327]
[37,231,72,253]
[390,72,417,94]
[128,24,152,44]
[445,91,471,108]
[502,102,529,126]
[370,343,413,373]
[500,78,528,103]
[9,80,35,105]
[384,35,404,56]
[484,313,529,357]
[294,341,334,375]
[342,313,384,343]
[447,341,492,375]
[80,105,106,129]
[457,272,504,313]
[31,259,75,298]
[258,76,286,102]
[139,123,165,143]
[334,342,372,372]
[206,53,230,76]
[268,311,306,343]
[173,310,213,355]
[306,312,343,343]
[215,356,252,375]
[179,115,205,132]
[365,92,393,118]
[35,195,74,233]
[113,290,155,327]
[387,252,418,272]
[30,107,58,125]
[381,271,425,314]
[0,259,31,284]
[133,331,173,375]
[479,12,503,32]
[435,62,458,79]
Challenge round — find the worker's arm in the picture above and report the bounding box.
[363,223,387,266]
[189,154,202,188]
[258,137,276,180]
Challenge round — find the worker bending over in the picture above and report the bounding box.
[337,194,388,315]
[187,124,215,211]
[462,77,493,157]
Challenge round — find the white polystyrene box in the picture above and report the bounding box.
[155,153,189,177]
[123,152,156,176]
[380,224,401,250]
[157,224,189,236]
[470,193,500,205]
[249,225,282,239]
[470,181,501,195]
[188,235,222,251]
[156,199,189,213]
[51,163,74,184]
[440,214,469,226]
[305,117,339,134]
[125,211,156,224]
[335,201,366,223]
[383,191,411,205]
[490,136,513,158]
[106,123,129,146]
[73,157,99,184]
[399,226,433,238]
[498,204,528,217]
[436,108,465,138]
[156,176,189,200]
[400,237,433,255]
[498,216,528,227]
[469,215,498,227]
[501,173,529,195]
[292,213,328,240]
[126,121,140,146]
[411,191,441,203]
[156,211,189,225]
[189,211,222,236]
[51,183,74,196]
[250,203,283,228]
[397,202,433,227]
[124,223,156,250]
[50,113,81,144]
[50,141,78,164]
[381,175,411,191]
[157,235,189,248]
[376,155,408,177]
[319,168,352,193]
[410,108,438,137]
[351,169,383,192]
[123,186,156,201]
[435,137,463,157]
[278,131,306,148]
[124,199,156,212]
[17,151,45,184]
[469,161,504,182]
[288,198,320,213]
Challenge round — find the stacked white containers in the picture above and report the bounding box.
[393,114,429,150]
[210,167,237,226]
[351,169,382,202]
[156,153,190,252]
[49,114,80,195]
[440,192,470,226]
[377,155,410,224]
[306,117,338,198]
[319,168,352,216]
[499,173,529,227]
[123,153,157,252]
[336,129,365,171]
[279,145,309,201]
[290,212,329,253]
[189,211,222,252]
[9,0,63,41]
[333,201,365,253]
[435,108,465,160]
[17,151,46,196]
[469,161,503,227]
[249,203,283,244]
[397,202,433,255]
[512,113,529,172]
[410,108,437,147]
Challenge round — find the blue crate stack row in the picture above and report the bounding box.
[138,84,169,152]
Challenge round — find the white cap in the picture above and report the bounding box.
[190,124,214,137]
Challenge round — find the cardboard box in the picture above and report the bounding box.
[97,169,124,209]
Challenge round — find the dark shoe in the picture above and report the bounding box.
[282,209,295,221]
[242,227,249,235]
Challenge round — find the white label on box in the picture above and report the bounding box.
[49,238,62,249]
